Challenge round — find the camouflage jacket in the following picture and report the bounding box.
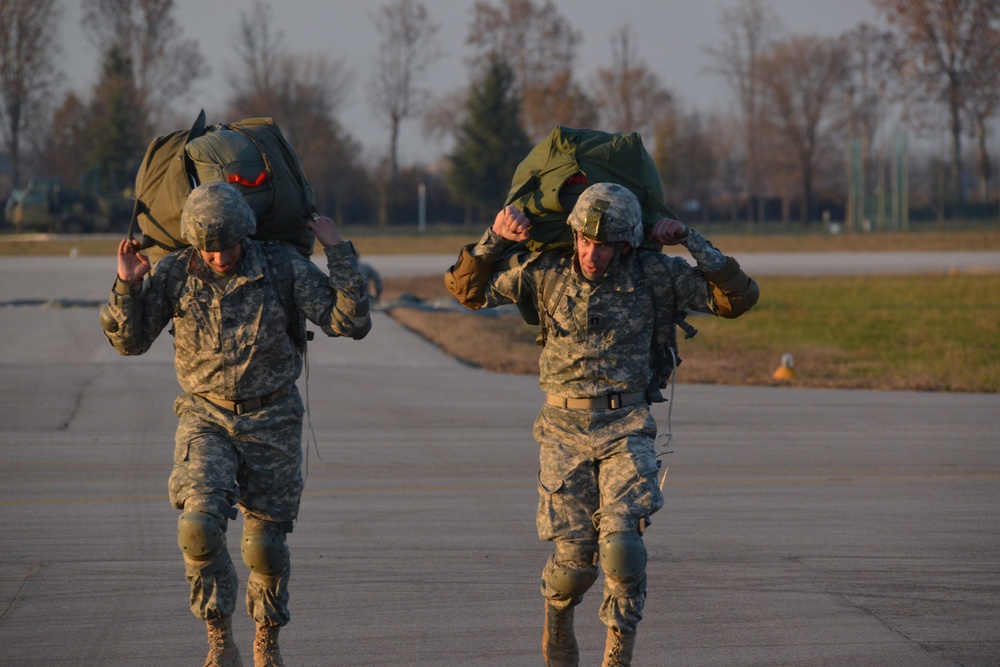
[475,229,754,398]
[103,239,371,400]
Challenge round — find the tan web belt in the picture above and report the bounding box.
[198,386,291,415]
[546,391,647,410]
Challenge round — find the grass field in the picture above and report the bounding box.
[3,228,998,393]
[383,270,1000,394]
[3,222,1000,256]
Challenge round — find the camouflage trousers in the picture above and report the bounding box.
[534,402,664,634]
[168,390,305,626]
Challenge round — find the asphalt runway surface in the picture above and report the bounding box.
[1,252,998,666]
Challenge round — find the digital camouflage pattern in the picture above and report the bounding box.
[180,181,256,252]
[535,402,660,634]
[567,182,644,249]
[472,225,737,634]
[104,239,370,399]
[476,227,728,398]
[102,236,370,625]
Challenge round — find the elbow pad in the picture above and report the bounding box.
[705,257,760,318]
[444,244,496,310]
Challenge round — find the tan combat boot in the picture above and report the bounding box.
[203,616,243,667]
[542,603,579,667]
[253,623,284,667]
[601,628,636,667]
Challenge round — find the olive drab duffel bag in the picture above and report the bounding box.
[446,125,682,321]
[503,125,679,251]
[130,109,317,264]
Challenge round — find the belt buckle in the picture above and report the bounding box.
[608,393,622,409]
[233,400,247,416]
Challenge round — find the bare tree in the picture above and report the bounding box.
[369,0,440,181]
[226,1,361,226]
[962,18,1000,202]
[0,0,62,190]
[467,0,587,139]
[704,0,783,228]
[758,35,849,224]
[227,0,284,115]
[227,2,353,146]
[653,107,717,222]
[521,70,597,139]
[81,0,205,129]
[874,0,1000,205]
[592,25,674,138]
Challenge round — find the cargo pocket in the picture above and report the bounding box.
[238,463,275,512]
[537,467,572,541]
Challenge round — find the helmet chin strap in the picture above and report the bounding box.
[602,242,629,279]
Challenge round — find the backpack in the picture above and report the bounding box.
[504,126,678,251]
[131,109,317,265]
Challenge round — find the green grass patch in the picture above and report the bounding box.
[384,272,1000,393]
[692,273,1000,392]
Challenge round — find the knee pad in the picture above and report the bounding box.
[177,511,225,560]
[599,532,646,580]
[549,565,599,600]
[241,522,289,575]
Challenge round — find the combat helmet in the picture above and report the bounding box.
[180,181,256,252]
[567,182,643,248]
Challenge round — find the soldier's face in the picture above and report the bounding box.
[576,234,618,280]
[199,243,242,275]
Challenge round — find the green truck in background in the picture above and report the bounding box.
[3,179,131,234]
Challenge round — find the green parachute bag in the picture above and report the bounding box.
[504,126,678,251]
[131,109,317,264]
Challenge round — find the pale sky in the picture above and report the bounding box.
[58,0,884,166]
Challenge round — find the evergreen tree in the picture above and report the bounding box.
[86,44,146,195]
[446,56,530,222]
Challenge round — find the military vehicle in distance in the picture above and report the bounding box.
[4,179,130,234]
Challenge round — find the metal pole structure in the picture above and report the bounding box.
[891,127,899,230]
[901,130,909,231]
[418,182,426,234]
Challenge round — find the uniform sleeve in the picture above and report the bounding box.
[676,229,760,318]
[293,241,371,340]
[481,249,542,309]
[100,267,175,355]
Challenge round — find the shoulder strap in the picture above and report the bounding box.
[639,252,698,400]
[261,242,310,351]
[162,248,195,311]
[535,254,573,347]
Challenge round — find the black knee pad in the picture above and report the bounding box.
[599,532,646,581]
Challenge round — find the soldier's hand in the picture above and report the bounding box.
[117,239,150,283]
[491,206,531,242]
[647,218,689,246]
[309,214,344,247]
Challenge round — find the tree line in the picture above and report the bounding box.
[0,0,997,231]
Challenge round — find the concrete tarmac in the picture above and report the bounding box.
[1,253,998,666]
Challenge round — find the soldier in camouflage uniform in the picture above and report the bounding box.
[101,182,371,667]
[456,182,758,666]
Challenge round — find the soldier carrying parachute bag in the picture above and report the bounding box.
[105,109,322,350]
[100,111,372,666]
[446,125,705,398]
[446,180,760,666]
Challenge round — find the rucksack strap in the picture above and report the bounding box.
[536,255,573,347]
[261,242,310,352]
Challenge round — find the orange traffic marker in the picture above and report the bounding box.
[772,353,797,381]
